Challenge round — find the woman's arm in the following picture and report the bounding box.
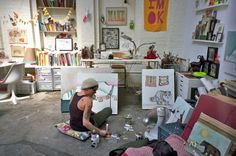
[80,97,107,137]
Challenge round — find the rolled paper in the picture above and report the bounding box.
[198,86,208,95]
[200,78,215,92]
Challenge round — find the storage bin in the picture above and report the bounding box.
[16,81,36,95]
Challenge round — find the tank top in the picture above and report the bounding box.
[69,93,93,131]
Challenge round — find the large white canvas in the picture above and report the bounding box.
[76,73,118,114]
[61,67,111,96]
[142,69,175,109]
[61,67,118,114]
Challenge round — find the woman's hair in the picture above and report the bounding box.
[152,140,178,156]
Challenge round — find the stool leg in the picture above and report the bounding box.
[124,67,127,88]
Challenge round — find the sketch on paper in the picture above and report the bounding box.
[142,69,175,109]
[145,75,157,87]
[150,90,172,107]
[159,76,169,86]
[8,29,28,44]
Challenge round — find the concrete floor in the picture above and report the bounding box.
[0,88,150,156]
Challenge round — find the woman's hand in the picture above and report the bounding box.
[99,130,108,137]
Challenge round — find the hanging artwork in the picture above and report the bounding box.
[8,29,28,44]
[142,69,175,109]
[11,45,25,57]
[106,7,127,26]
[144,0,169,32]
[102,28,119,49]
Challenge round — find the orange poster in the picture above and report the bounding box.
[144,0,169,32]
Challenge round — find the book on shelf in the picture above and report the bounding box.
[36,51,81,66]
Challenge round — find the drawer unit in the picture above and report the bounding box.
[52,68,61,90]
[53,68,61,75]
[36,67,53,91]
[35,67,63,91]
[36,68,52,75]
[35,67,62,91]
[176,72,203,99]
[37,82,53,91]
[53,82,61,90]
[53,75,61,83]
[36,75,52,82]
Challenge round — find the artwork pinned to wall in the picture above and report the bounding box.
[11,45,25,57]
[8,29,28,44]
[102,28,119,49]
[144,0,169,32]
[142,69,175,109]
[106,7,127,26]
[224,31,236,64]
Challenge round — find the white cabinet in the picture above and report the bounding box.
[52,68,61,90]
[36,67,53,91]
[35,67,61,91]
[176,72,203,99]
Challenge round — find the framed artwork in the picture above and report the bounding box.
[224,31,236,64]
[8,29,28,44]
[55,38,73,51]
[185,113,235,156]
[106,7,127,26]
[100,43,106,51]
[208,63,220,78]
[207,47,218,62]
[102,28,119,49]
[202,61,210,74]
[142,69,175,109]
[11,45,25,57]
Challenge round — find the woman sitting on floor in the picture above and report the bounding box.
[69,78,112,137]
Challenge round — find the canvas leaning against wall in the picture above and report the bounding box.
[60,67,118,114]
[185,113,236,156]
[224,31,236,64]
[142,69,175,109]
[76,73,118,114]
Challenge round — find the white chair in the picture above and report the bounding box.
[0,63,30,104]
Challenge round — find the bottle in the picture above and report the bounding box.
[91,130,99,148]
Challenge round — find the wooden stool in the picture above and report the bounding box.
[111,64,127,88]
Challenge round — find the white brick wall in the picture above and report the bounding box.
[0,0,37,59]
